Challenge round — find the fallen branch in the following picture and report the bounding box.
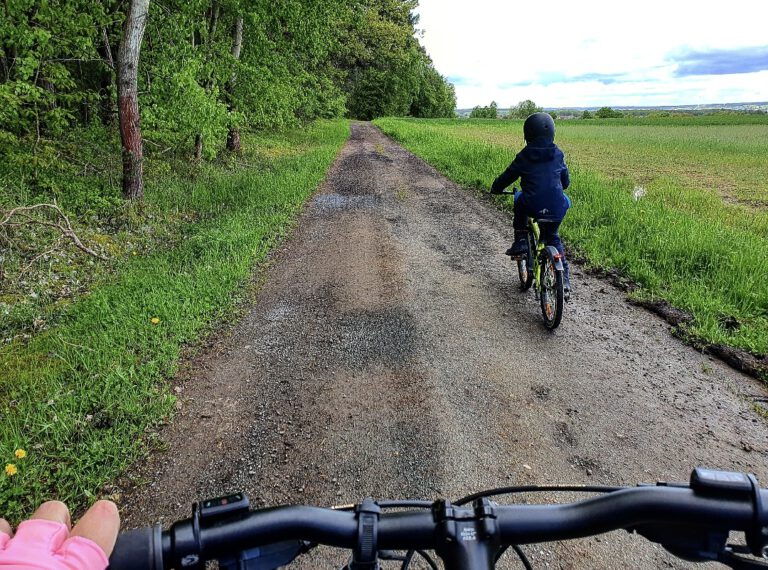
[0,202,108,262]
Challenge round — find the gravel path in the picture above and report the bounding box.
[119,122,768,568]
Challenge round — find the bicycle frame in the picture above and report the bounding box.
[528,218,543,293]
[521,216,565,330]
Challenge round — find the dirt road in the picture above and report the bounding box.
[120,122,768,568]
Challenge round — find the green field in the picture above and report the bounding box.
[0,120,349,521]
[374,117,768,360]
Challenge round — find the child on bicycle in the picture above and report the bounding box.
[490,112,572,295]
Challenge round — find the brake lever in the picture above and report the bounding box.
[219,540,315,570]
[638,470,768,569]
[378,549,408,562]
[719,545,768,569]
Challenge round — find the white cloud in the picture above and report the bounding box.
[415,0,768,107]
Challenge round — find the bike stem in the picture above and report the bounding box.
[432,499,500,570]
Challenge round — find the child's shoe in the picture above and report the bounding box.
[505,233,529,258]
[505,240,528,258]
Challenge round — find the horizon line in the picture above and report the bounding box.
[456,100,768,111]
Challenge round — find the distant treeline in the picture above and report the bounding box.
[563,108,768,120]
[1,0,455,196]
[460,101,767,120]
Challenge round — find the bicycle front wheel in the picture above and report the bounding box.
[539,251,564,329]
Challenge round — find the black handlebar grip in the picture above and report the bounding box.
[109,526,164,570]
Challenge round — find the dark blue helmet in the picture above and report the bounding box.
[523,112,555,143]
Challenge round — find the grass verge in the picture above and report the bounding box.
[373,117,768,368]
[0,120,349,520]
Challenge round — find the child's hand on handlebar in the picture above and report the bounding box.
[0,500,120,570]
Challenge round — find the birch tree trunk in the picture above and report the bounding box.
[117,0,150,200]
[98,27,117,126]
[194,3,220,161]
[226,17,243,152]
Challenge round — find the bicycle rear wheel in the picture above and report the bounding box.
[539,251,564,329]
[516,230,535,290]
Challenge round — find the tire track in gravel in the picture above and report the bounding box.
[119,122,768,569]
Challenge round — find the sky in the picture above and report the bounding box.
[414,0,768,108]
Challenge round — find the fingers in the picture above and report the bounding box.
[1,500,120,558]
[30,501,71,530]
[0,518,11,549]
[0,518,12,537]
[70,500,120,557]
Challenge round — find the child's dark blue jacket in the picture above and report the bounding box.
[490,140,571,221]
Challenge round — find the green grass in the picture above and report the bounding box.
[374,117,768,360]
[440,118,768,206]
[0,120,349,520]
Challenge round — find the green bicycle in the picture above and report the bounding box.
[500,190,566,330]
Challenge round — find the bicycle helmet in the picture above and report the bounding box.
[523,112,555,143]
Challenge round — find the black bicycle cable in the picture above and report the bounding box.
[331,500,434,511]
[454,484,624,506]
[507,545,534,570]
[416,550,439,570]
[337,488,621,569]
[452,484,623,570]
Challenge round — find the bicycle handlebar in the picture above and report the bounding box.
[492,185,519,196]
[110,469,768,570]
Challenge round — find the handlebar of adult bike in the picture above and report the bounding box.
[110,468,768,569]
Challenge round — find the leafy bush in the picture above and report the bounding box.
[595,107,624,118]
[470,101,498,119]
[507,99,542,119]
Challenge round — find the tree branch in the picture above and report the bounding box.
[0,203,108,261]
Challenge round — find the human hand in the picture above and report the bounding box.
[0,500,119,570]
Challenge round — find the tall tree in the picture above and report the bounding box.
[0,0,115,136]
[1,0,455,202]
[97,25,118,125]
[340,0,421,119]
[117,0,150,199]
[335,0,454,120]
[507,99,542,119]
[410,51,456,118]
[194,2,221,160]
[226,16,244,152]
[470,101,498,119]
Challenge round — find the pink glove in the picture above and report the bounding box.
[0,519,108,570]
[0,501,118,570]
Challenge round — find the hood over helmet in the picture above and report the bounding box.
[523,112,555,144]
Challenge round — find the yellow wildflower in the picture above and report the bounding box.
[5,464,17,477]
[14,449,26,459]
[150,317,161,325]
